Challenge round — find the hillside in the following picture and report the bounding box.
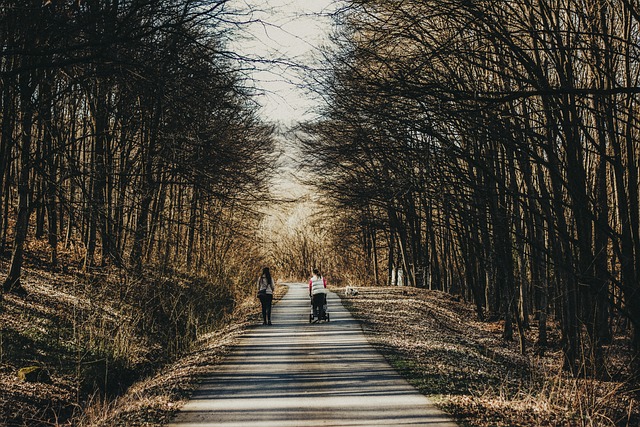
[0,254,255,427]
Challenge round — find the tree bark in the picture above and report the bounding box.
[3,72,35,294]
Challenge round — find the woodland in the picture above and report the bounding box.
[1,0,640,426]
[0,0,274,285]
[301,0,640,380]
[0,1,275,424]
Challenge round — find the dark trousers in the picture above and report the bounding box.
[259,293,273,323]
[312,293,326,318]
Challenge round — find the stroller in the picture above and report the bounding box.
[309,293,330,322]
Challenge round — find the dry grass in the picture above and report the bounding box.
[81,284,288,427]
[77,321,248,427]
[0,249,274,427]
[338,286,639,427]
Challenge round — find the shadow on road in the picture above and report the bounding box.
[168,283,458,427]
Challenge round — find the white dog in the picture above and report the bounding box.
[345,285,359,296]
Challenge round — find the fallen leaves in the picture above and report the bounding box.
[340,286,639,427]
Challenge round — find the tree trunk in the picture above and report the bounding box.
[3,75,35,293]
[41,75,57,266]
[0,72,15,254]
[130,93,161,272]
[186,187,199,268]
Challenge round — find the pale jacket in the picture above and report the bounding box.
[309,275,327,295]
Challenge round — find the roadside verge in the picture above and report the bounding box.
[337,286,638,427]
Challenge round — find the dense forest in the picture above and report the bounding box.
[302,0,640,377]
[0,4,275,421]
[0,0,274,286]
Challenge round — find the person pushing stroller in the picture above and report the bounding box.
[309,269,328,322]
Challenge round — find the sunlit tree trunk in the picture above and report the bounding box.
[3,71,36,293]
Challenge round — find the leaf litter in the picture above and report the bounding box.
[339,286,639,427]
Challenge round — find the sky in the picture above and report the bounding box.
[226,0,341,204]
[227,0,340,235]
[229,0,338,126]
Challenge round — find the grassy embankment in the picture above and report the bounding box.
[0,252,271,426]
[339,286,639,427]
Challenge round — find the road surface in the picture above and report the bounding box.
[167,282,458,427]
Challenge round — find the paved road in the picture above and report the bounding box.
[167,283,457,427]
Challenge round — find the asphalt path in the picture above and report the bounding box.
[167,282,458,427]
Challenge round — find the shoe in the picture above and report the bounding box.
[268,321,272,325]
[263,321,267,325]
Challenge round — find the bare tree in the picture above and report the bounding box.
[303,0,640,374]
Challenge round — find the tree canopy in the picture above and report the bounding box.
[302,0,640,376]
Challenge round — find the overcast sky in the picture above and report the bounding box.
[229,0,338,126]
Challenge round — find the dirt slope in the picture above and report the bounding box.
[0,257,258,427]
[340,286,639,427]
